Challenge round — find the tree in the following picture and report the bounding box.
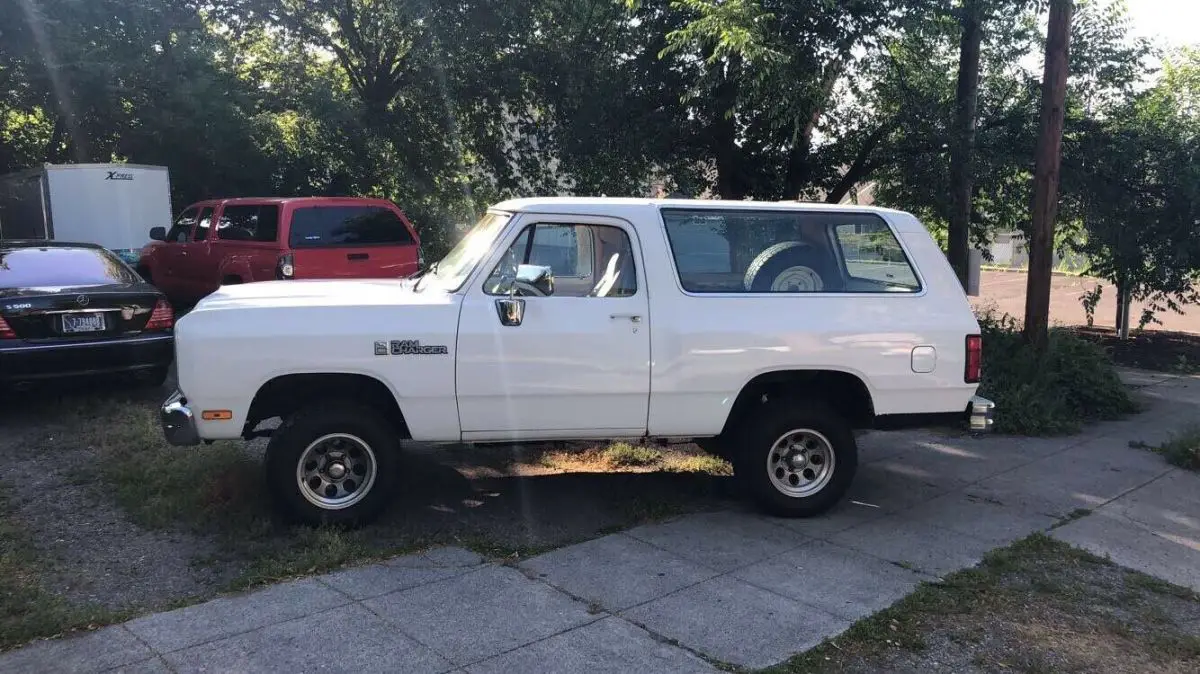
[948,0,985,289]
[1066,47,1200,336]
[1023,0,1073,349]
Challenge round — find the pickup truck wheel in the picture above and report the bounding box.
[733,400,857,517]
[265,404,399,527]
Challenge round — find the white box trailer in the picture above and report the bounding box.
[0,163,173,265]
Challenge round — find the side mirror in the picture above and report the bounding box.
[149,226,166,241]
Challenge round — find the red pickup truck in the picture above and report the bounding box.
[139,197,422,304]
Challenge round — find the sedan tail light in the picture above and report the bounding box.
[145,299,174,331]
[0,316,15,339]
[276,252,295,280]
[965,334,982,384]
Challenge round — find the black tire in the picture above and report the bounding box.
[731,398,857,517]
[694,436,732,460]
[265,403,401,527]
[743,242,830,292]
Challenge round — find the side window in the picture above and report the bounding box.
[193,207,214,241]
[833,222,921,291]
[484,223,637,298]
[166,207,198,243]
[288,206,416,247]
[661,209,919,294]
[217,205,280,242]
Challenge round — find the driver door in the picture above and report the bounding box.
[455,215,651,440]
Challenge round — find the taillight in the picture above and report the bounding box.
[965,334,982,384]
[0,316,16,339]
[276,252,295,280]
[145,299,174,331]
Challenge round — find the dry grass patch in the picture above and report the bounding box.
[766,534,1200,673]
[537,442,732,475]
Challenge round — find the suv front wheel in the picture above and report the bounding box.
[265,403,400,526]
[732,399,857,517]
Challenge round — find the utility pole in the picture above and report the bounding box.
[949,0,983,290]
[1023,0,1073,348]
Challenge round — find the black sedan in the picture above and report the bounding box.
[0,240,175,387]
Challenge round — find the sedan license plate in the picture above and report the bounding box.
[62,313,106,334]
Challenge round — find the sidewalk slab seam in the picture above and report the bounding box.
[362,564,601,667]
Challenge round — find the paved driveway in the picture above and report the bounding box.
[3,371,1199,673]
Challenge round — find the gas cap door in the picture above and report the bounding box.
[911,346,937,373]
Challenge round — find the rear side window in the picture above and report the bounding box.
[287,206,415,248]
[661,209,920,294]
[217,205,280,242]
[0,247,140,287]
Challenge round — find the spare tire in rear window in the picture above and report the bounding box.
[288,206,415,247]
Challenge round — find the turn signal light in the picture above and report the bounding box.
[201,410,233,421]
[0,316,16,339]
[965,334,982,384]
[145,299,174,331]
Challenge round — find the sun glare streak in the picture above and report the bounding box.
[17,0,86,161]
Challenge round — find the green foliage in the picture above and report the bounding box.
[1153,425,1200,471]
[976,308,1137,434]
[1063,44,1200,326]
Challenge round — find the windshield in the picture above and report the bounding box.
[416,212,511,292]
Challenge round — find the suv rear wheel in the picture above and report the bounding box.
[732,398,857,517]
[265,402,400,526]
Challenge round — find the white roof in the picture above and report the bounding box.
[492,196,905,216]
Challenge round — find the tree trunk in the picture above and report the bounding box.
[1115,277,1131,339]
[949,1,983,290]
[712,56,746,200]
[1023,0,1073,349]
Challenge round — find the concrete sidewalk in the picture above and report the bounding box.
[4,371,1198,673]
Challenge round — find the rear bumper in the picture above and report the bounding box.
[0,333,173,382]
[873,395,997,434]
[967,395,996,433]
[161,390,200,446]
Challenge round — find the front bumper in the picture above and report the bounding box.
[161,390,200,446]
[0,333,173,382]
[968,395,996,433]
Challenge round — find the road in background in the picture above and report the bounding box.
[973,271,1200,334]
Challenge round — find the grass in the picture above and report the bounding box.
[1149,424,1200,471]
[0,492,126,650]
[763,533,1200,673]
[537,442,732,475]
[975,307,1139,435]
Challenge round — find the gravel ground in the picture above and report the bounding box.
[0,379,240,611]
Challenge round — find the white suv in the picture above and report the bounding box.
[161,198,994,525]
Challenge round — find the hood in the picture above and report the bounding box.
[189,278,451,313]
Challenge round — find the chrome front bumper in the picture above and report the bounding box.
[161,390,200,446]
[968,395,996,433]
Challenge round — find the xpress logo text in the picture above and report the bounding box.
[375,340,449,356]
[105,171,134,181]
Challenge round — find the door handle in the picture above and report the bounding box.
[610,313,642,323]
[347,253,369,261]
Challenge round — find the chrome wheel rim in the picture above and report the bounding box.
[296,433,377,510]
[770,266,823,292]
[766,429,836,498]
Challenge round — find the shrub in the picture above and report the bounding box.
[976,309,1138,435]
[1154,425,1200,471]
